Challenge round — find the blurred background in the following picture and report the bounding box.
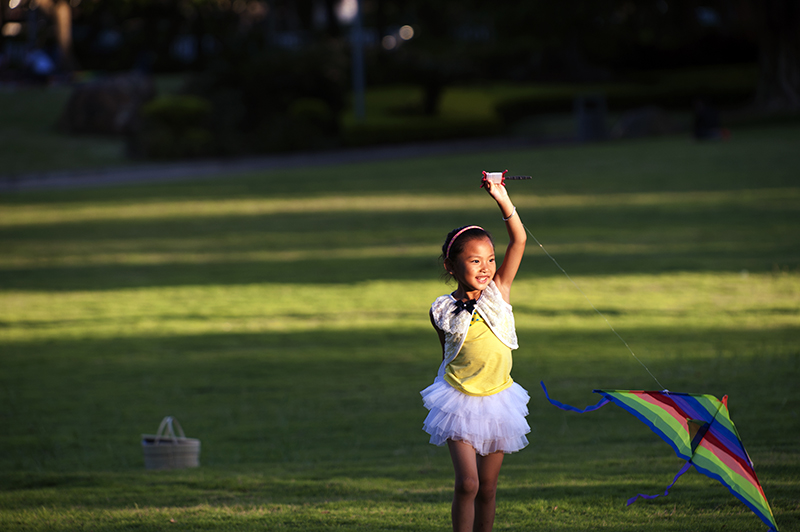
[1,0,798,168]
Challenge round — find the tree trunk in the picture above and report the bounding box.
[53,0,74,70]
[35,0,75,71]
[750,0,800,110]
[323,0,340,38]
[0,3,5,56]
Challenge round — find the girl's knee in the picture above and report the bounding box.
[454,475,480,497]
[476,480,498,502]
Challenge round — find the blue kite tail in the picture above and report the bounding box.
[626,462,693,506]
[540,381,611,413]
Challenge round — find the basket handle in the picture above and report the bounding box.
[154,416,187,444]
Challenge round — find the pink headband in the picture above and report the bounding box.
[446,225,484,259]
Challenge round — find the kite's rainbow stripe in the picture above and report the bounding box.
[598,390,777,532]
[541,382,778,532]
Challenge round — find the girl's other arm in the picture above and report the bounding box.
[485,181,527,303]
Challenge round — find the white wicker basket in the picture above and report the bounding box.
[141,416,200,470]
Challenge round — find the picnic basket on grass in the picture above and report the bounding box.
[141,416,200,470]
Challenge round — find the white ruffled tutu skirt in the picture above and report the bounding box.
[421,376,531,456]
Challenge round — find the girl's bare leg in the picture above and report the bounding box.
[448,439,479,532]
[474,451,504,532]
[447,440,505,532]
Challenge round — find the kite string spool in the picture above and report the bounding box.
[520,219,667,391]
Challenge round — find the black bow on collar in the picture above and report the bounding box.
[453,299,477,315]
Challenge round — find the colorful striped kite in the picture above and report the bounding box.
[541,383,779,531]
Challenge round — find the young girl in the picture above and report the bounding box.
[421,178,529,532]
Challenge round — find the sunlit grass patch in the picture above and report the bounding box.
[1,273,797,344]
[3,188,798,228]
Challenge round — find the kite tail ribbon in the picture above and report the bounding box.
[540,381,611,413]
[626,462,693,506]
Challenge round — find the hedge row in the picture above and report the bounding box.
[494,86,755,125]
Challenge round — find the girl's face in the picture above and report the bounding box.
[449,237,496,293]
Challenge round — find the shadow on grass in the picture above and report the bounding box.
[2,193,797,291]
[1,326,796,469]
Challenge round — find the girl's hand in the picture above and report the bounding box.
[483,179,512,206]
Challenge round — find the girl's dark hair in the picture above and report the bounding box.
[440,226,493,281]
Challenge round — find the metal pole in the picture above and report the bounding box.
[351,0,366,121]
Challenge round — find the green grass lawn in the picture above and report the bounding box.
[1,125,799,531]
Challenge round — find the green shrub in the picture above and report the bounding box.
[141,95,212,130]
[285,97,338,149]
[132,94,214,160]
[344,119,501,147]
[183,44,347,155]
[495,81,756,126]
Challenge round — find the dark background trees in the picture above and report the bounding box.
[741,0,800,110]
[1,0,796,157]
[3,0,795,108]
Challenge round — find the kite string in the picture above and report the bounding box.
[520,221,667,391]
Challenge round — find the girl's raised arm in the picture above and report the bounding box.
[485,181,527,303]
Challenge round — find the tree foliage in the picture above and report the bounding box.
[741,0,800,110]
[5,0,794,115]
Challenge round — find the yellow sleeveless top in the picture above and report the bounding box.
[444,312,514,396]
